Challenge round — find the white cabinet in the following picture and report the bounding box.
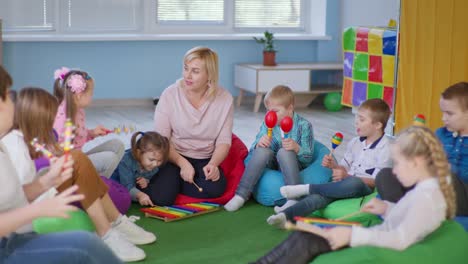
[235,63,343,112]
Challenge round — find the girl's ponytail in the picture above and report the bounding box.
[131,131,145,161]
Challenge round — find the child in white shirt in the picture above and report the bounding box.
[253,126,456,264]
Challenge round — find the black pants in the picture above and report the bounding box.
[375,168,468,216]
[253,231,332,264]
[142,157,227,206]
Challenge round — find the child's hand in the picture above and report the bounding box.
[203,163,220,181]
[136,192,154,207]
[257,135,272,148]
[92,125,108,137]
[331,167,348,182]
[180,159,195,183]
[281,138,300,153]
[325,227,352,250]
[34,185,84,218]
[40,156,74,190]
[322,155,337,168]
[136,177,149,189]
[361,198,388,215]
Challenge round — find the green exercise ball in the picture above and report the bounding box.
[324,92,343,112]
[33,209,95,234]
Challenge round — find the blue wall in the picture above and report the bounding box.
[3,0,341,99]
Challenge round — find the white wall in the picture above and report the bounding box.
[341,0,400,30]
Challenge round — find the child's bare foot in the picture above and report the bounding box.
[274,199,298,213]
[280,184,309,199]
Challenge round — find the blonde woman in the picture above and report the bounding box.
[152,46,234,205]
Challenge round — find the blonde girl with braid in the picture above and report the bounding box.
[253,126,455,264]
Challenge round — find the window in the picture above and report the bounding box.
[157,0,224,24]
[64,0,141,31]
[1,0,327,41]
[234,0,302,29]
[0,0,54,32]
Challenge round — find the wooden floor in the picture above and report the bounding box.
[85,101,355,161]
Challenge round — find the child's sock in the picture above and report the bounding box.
[280,184,309,199]
[267,213,287,229]
[224,195,246,212]
[274,199,297,213]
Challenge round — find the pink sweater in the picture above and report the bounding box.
[154,80,234,159]
[53,101,92,150]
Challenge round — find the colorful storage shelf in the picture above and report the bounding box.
[342,26,397,109]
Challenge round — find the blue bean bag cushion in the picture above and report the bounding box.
[252,140,332,206]
[455,216,468,232]
[313,221,468,264]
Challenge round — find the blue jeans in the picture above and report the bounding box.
[0,231,122,264]
[283,176,373,220]
[236,147,301,199]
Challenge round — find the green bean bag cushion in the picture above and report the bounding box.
[313,221,468,264]
[312,192,382,227]
[33,209,95,234]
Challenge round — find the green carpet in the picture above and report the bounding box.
[129,201,288,264]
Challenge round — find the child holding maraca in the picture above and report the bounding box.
[225,85,315,211]
[267,98,393,228]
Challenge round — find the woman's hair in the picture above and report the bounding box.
[16,87,62,159]
[53,68,92,123]
[183,46,219,98]
[0,66,13,101]
[395,126,456,219]
[441,82,468,111]
[131,131,170,166]
[264,85,295,108]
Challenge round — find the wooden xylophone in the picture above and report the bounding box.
[294,216,362,228]
[285,217,362,238]
[141,202,221,222]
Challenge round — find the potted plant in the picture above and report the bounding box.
[254,30,277,66]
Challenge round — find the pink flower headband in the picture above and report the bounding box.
[54,67,91,94]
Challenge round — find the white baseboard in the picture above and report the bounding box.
[91,98,153,107]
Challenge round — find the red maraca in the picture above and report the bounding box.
[265,111,278,138]
[280,116,293,138]
[413,114,426,126]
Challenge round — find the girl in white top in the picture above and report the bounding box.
[0,65,122,264]
[253,126,456,264]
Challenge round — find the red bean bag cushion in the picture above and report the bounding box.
[174,134,248,205]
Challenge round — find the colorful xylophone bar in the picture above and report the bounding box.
[141,202,221,222]
[294,216,362,228]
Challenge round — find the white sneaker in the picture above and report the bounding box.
[114,215,156,245]
[103,229,146,262]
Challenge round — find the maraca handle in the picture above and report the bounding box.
[267,128,273,138]
[284,133,289,139]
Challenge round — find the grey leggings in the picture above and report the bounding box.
[85,139,125,178]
